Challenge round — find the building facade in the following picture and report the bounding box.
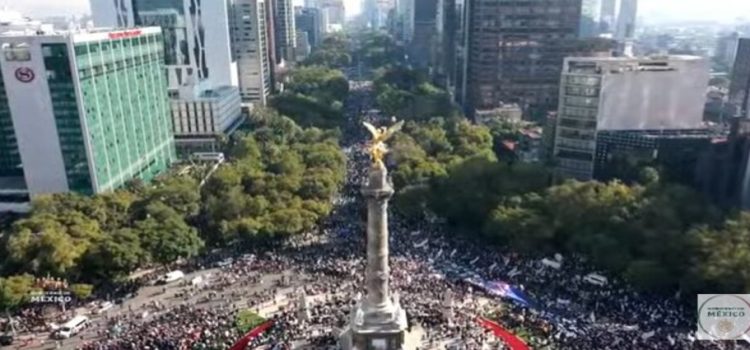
[435,0,457,90]
[273,0,297,63]
[91,0,243,156]
[614,0,637,42]
[320,0,346,32]
[395,0,415,42]
[599,0,616,34]
[91,0,239,91]
[295,30,311,61]
[715,32,740,69]
[552,56,710,180]
[0,28,175,208]
[295,7,322,47]
[410,0,438,69]
[233,0,274,106]
[729,38,750,118]
[579,0,602,38]
[172,86,242,156]
[463,0,584,119]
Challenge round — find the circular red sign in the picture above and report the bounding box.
[15,67,35,83]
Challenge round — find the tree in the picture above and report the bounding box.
[80,228,147,282]
[4,213,101,276]
[200,113,345,245]
[138,176,201,219]
[374,66,457,120]
[69,283,94,300]
[135,202,204,265]
[0,274,35,312]
[690,213,750,293]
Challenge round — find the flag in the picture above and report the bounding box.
[470,256,479,265]
[413,239,428,248]
[477,317,531,350]
[484,281,533,307]
[229,320,275,350]
[507,267,521,278]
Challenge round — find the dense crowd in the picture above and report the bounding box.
[66,82,749,350]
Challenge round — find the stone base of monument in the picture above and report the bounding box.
[339,300,415,350]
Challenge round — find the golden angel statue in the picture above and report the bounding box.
[363,119,405,168]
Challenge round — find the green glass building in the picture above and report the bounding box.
[0,27,175,202]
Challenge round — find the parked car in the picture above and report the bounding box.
[93,301,114,315]
[0,334,13,346]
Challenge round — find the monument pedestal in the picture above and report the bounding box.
[340,296,412,350]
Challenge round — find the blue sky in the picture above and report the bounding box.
[12,0,750,23]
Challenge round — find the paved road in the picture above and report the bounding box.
[9,267,307,350]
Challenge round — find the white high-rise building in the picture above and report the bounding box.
[233,0,273,106]
[91,0,243,157]
[553,56,710,180]
[91,0,239,91]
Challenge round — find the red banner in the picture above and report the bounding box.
[477,317,531,350]
[228,320,275,350]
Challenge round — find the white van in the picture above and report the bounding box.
[583,273,608,286]
[159,270,185,284]
[55,316,88,339]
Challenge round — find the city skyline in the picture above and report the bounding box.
[12,0,750,24]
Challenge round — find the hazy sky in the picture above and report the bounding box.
[10,0,750,24]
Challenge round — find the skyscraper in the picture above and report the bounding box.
[296,7,323,47]
[0,28,175,205]
[599,0,616,34]
[715,32,740,69]
[233,0,274,106]
[553,56,710,180]
[363,0,379,28]
[580,0,602,37]
[435,0,457,89]
[730,38,750,118]
[463,0,584,119]
[273,0,297,63]
[90,0,243,155]
[395,0,415,42]
[615,0,637,42]
[320,0,346,32]
[91,0,239,90]
[410,0,438,68]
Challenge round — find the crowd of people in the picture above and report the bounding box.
[55,81,750,350]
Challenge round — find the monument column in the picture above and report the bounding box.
[340,121,412,350]
[362,164,394,313]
